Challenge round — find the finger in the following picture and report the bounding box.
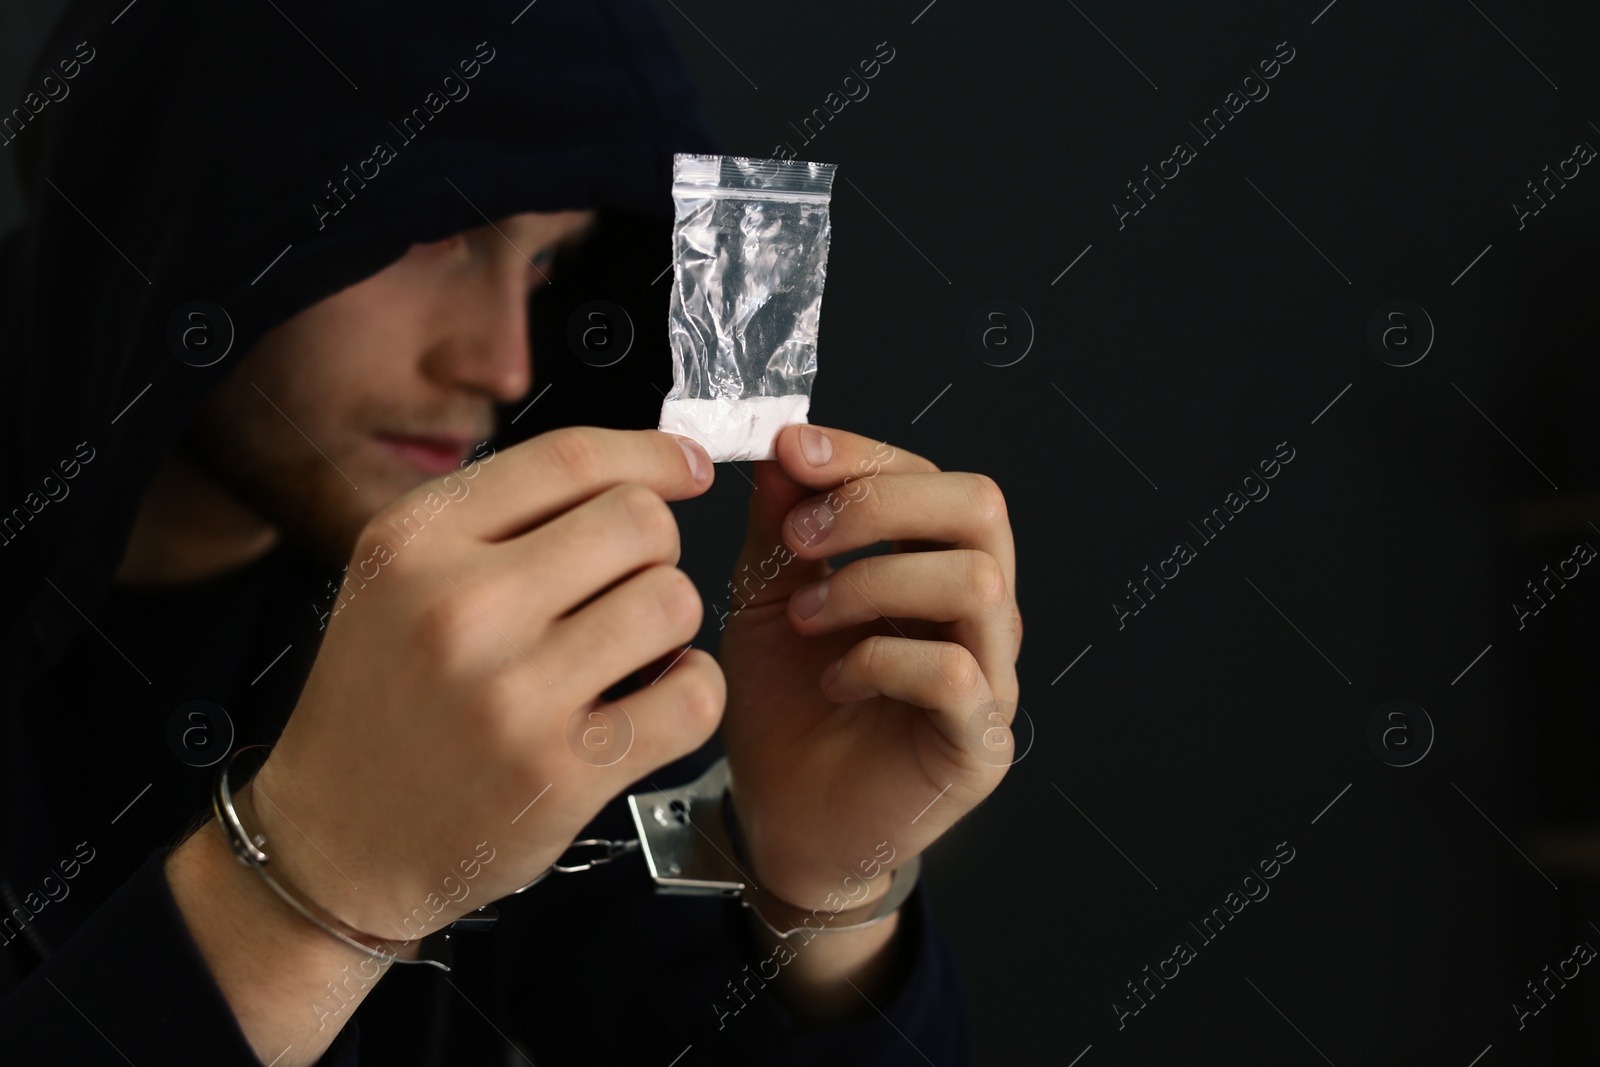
[822,635,992,754]
[787,550,1018,688]
[508,482,681,617]
[726,426,934,609]
[399,427,713,544]
[568,648,725,785]
[772,423,940,489]
[782,472,1016,594]
[541,563,704,701]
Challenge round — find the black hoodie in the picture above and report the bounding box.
[0,1,970,1063]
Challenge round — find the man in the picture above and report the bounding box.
[0,2,1021,1063]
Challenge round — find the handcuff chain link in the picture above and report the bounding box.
[512,837,641,894]
[550,837,640,873]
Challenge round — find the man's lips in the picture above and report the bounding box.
[373,432,477,476]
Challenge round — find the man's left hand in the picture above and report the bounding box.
[715,423,1023,913]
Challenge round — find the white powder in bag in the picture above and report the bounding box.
[657,395,811,462]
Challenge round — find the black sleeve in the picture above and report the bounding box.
[5,838,972,1066]
[0,846,364,1066]
[474,855,974,1067]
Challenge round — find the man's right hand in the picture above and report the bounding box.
[247,426,724,938]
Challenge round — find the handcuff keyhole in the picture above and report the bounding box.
[668,799,691,825]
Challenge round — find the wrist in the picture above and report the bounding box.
[244,760,380,933]
[168,816,368,963]
[166,816,388,1065]
[741,875,886,935]
[721,787,908,938]
[739,885,908,1028]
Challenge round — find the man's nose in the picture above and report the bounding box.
[426,256,535,405]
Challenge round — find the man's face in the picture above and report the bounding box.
[180,209,594,569]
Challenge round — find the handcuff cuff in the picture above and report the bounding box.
[213,748,919,973]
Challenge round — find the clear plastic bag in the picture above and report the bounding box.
[657,153,838,462]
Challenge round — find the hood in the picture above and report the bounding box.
[0,0,721,681]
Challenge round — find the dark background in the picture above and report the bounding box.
[7,2,1599,1063]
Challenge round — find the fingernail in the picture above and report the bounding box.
[787,500,834,546]
[822,657,843,690]
[675,436,711,485]
[792,580,829,620]
[800,426,832,466]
